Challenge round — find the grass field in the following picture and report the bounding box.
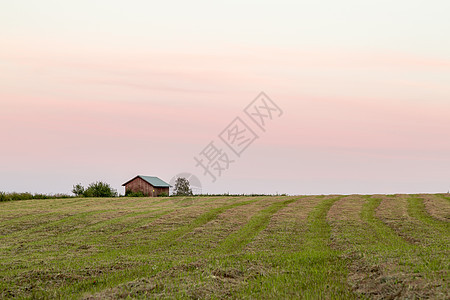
[0,194,448,299]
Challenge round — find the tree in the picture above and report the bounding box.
[173,177,193,196]
[72,181,117,197]
[72,184,85,197]
[83,181,117,197]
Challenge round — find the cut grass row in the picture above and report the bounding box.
[329,195,449,298]
[231,196,357,299]
[408,195,449,233]
[1,197,273,298]
[0,195,448,299]
[81,197,298,299]
[85,196,357,299]
[214,198,297,254]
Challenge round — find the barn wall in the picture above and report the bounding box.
[125,177,153,196]
[124,177,169,197]
[154,187,169,196]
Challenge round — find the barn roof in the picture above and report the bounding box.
[122,175,171,187]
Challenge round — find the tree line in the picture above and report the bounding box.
[1,177,196,202]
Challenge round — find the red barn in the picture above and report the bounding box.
[122,175,170,197]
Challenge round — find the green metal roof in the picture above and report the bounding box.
[139,176,171,187]
[122,175,171,187]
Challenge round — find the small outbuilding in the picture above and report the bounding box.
[122,175,171,197]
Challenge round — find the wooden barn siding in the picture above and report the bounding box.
[152,187,169,196]
[125,177,151,196]
[125,177,169,196]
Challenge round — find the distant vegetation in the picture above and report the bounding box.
[0,190,287,202]
[72,181,117,197]
[0,192,72,202]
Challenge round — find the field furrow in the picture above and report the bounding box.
[407,195,450,233]
[228,196,357,299]
[170,197,286,255]
[0,195,448,299]
[328,195,449,299]
[43,198,262,298]
[421,194,450,222]
[214,198,297,254]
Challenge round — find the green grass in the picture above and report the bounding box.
[408,195,449,231]
[231,196,357,299]
[215,198,296,254]
[329,195,449,299]
[0,195,448,299]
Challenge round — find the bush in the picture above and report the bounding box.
[0,192,73,202]
[54,193,73,199]
[0,192,8,202]
[9,192,33,201]
[31,193,50,199]
[125,190,146,197]
[83,182,117,198]
[158,192,169,197]
[72,184,85,197]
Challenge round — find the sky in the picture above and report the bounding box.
[1,1,449,195]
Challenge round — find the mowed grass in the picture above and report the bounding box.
[0,195,448,299]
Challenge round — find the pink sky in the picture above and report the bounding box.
[1,1,449,195]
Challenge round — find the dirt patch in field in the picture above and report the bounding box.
[419,194,450,222]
